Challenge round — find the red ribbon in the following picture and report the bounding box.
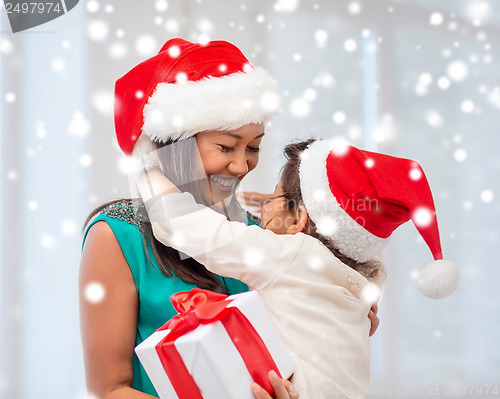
[155,288,281,398]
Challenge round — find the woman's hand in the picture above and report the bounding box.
[368,303,379,337]
[251,371,300,399]
[236,191,274,213]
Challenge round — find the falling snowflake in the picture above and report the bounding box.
[290,97,310,118]
[316,216,338,236]
[425,111,444,128]
[446,60,468,82]
[5,92,16,103]
[197,18,214,34]
[86,0,99,13]
[155,0,168,12]
[28,200,38,210]
[461,100,475,113]
[79,154,93,167]
[37,122,47,138]
[274,0,299,13]
[466,1,489,21]
[315,30,328,48]
[165,18,180,33]
[313,72,336,89]
[118,156,139,176]
[454,149,467,162]
[448,21,458,31]
[488,88,500,108]
[304,89,317,101]
[413,207,433,227]
[415,73,432,96]
[92,90,114,116]
[307,255,325,272]
[68,112,90,138]
[168,45,181,58]
[332,111,346,125]
[260,91,281,112]
[51,58,65,72]
[85,282,106,303]
[429,12,444,26]
[480,190,494,203]
[87,20,109,41]
[135,35,157,56]
[1,38,14,54]
[244,248,263,267]
[344,39,357,52]
[373,115,396,142]
[197,33,210,45]
[109,42,128,59]
[437,76,451,90]
[7,170,18,180]
[60,220,77,236]
[419,73,433,86]
[40,233,56,249]
[347,1,362,15]
[171,234,185,247]
[361,283,380,304]
[409,168,422,180]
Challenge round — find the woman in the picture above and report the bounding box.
[79,38,296,398]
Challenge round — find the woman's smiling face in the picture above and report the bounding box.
[195,123,265,204]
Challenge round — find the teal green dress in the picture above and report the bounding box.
[81,200,250,397]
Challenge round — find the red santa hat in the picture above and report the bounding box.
[114,38,280,167]
[299,139,459,299]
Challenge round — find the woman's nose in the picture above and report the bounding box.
[228,153,249,176]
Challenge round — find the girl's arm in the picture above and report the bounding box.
[138,169,305,291]
[79,221,157,399]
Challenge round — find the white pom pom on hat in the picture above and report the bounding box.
[418,259,459,299]
[299,139,459,299]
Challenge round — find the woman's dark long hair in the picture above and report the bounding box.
[279,139,381,280]
[81,137,247,293]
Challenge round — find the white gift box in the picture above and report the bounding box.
[135,290,294,399]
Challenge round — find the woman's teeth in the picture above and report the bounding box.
[210,175,237,188]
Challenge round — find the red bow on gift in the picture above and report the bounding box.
[155,288,282,398]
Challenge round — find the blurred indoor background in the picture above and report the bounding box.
[1,0,499,398]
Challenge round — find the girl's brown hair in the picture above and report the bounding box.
[279,139,381,280]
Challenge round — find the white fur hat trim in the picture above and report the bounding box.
[141,67,280,144]
[299,139,387,263]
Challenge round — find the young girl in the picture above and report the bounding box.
[137,138,458,398]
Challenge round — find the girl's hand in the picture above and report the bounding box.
[368,303,379,337]
[236,191,274,213]
[251,371,300,399]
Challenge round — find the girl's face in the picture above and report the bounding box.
[260,185,296,234]
[196,124,265,204]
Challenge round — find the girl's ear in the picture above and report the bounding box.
[286,204,309,234]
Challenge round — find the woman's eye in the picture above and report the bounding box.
[247,146,260,153]
[218,145,235,152]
